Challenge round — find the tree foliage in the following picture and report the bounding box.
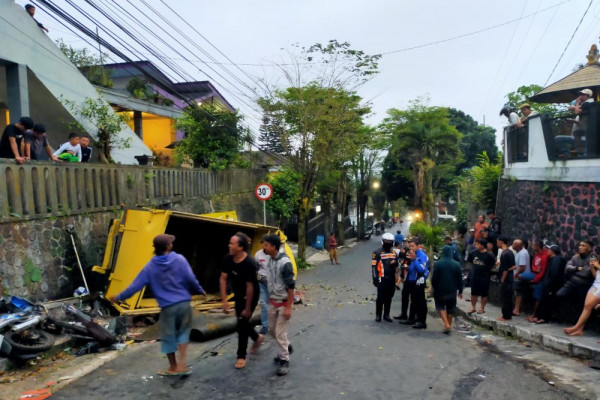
[446,108,498,171]
[258,113,286,154]
[468,151,503,210]
[175,106,250,169]
[505,84,567,116]
[62,96,129,163]
[381,99,462,222]
[56,39,113,88]
[266,168,302,224]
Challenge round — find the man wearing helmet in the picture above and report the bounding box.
[371,232,400,322]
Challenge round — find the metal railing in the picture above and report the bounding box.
[0,160,265,223]
[541,105,600,160]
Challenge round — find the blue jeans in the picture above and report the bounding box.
[259,281,269,333]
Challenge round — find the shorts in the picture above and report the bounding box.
[470,273,490,297]
[329,248,338,258]
[434,297,457,314]
[159,301,192,354]
[532,281,545,301]
[589,285,600,298]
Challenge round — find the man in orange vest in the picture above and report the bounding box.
[371,233,400,322]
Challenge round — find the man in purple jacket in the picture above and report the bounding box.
[110,234,204,376]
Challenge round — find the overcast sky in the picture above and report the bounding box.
[22,0,600,143]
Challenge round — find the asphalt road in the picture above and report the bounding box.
[51,227,586,400]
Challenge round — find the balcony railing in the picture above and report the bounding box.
[506,125,529,163]
[0,161,265,223]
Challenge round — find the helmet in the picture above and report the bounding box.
[382,233,394,242]
[499,105,512,117]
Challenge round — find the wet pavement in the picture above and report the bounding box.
[49,228,593,400]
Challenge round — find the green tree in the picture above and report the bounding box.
[468,151,503,210]
[381,99,463,223]
[62,96,130,163]
[175,105,250,169]
[266,168,301,228]
[447,108,498,171]
[505,84,566,116]
[56,39,113,88]
[258,113,286,154]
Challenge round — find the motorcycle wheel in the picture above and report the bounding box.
[4,330,55,354]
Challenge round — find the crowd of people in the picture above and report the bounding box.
[110,232,295,377]
[0,116,93,164]
[461,211,600,339]
[371,210,600,339]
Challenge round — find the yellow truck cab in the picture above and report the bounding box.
[93,208,296,315]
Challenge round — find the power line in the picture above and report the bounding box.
[544,0,594,85]
[380,0,571,56]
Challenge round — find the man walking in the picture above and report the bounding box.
[263,234,296,376]
[431,245,463,333]
[496,235,516,321]
[371,233,399,323]
[220,232,262,369]
[110,234,204,376]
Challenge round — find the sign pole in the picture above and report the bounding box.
[255,183,273,226]
[263,201,266,225]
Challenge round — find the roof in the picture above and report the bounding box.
[102,61,235,111]
[530,64,600,103]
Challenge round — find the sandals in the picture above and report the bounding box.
[535,319,547,324]
[235,358,247,369]
[477,310,485,314]
[158,369,191,376]
[467,309,477,315]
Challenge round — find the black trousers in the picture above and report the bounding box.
[376,278,396,317]
[537,291,558,321]
[500,282,514,319]
[412,284,427,324]
[401,280,415,320]
[235,302,258,359]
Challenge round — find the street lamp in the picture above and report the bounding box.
[372,181,380,189]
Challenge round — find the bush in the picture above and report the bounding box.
[409,220,443,252]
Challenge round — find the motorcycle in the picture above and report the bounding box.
[0,297,55,357]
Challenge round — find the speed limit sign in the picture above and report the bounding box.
[255,183,273,201]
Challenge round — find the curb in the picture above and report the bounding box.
[454,307,600,360]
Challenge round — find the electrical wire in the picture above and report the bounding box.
[544,0,594,85]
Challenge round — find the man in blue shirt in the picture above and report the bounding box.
[394,230,404,247]
[110,234,205,376]
[406,238,429,329]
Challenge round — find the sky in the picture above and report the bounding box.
[20,0,600,145]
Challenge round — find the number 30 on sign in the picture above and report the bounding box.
[255,183,273,201]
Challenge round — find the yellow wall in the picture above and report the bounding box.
[120,111,176,165]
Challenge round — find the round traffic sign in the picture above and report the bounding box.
[255,183,273,201]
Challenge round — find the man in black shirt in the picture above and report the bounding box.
[467,239,496,314]
[0,116,33,163]
[487,209,502,235]
[220,232,262,369]
[535,244,567,324]
[496,236,516,321]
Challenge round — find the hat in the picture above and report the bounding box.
[382,232,394,241]
[545,244,560,254]
[153,234,175,248]
[520,103,531,109]
[469,228,475,232]
[579,88,593,97]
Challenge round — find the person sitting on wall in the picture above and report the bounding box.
[53,132,82,162]
[0,116,33,164]
[24,124,59,161]
[79,135,93,162]
[564,252,600,336]
[557,240,595,314]
[517,103,538,128]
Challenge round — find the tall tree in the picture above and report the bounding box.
[381,99,462,223]
[258,113,286,154]
[257,41,379,260]
[175,105,250,169]
[447,108,498,172]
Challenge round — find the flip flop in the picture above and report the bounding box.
[535,319,547,324]
[477,310,485,314]
[157,369,191,376]
[467,309,477,315]
[235,358,246,369]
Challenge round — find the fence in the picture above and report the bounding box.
[0,160,265,223]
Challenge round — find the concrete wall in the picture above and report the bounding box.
[496,178,600,257]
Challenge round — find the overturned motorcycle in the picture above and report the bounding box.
[0,297,55,359]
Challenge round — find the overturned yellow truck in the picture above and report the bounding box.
[93,208,296,315]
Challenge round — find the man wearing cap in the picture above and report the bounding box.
[532,244,566,324]
[517,104,538,128]
[572,88,594,155]
[372,233,399,322]
[110,234,205,376]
